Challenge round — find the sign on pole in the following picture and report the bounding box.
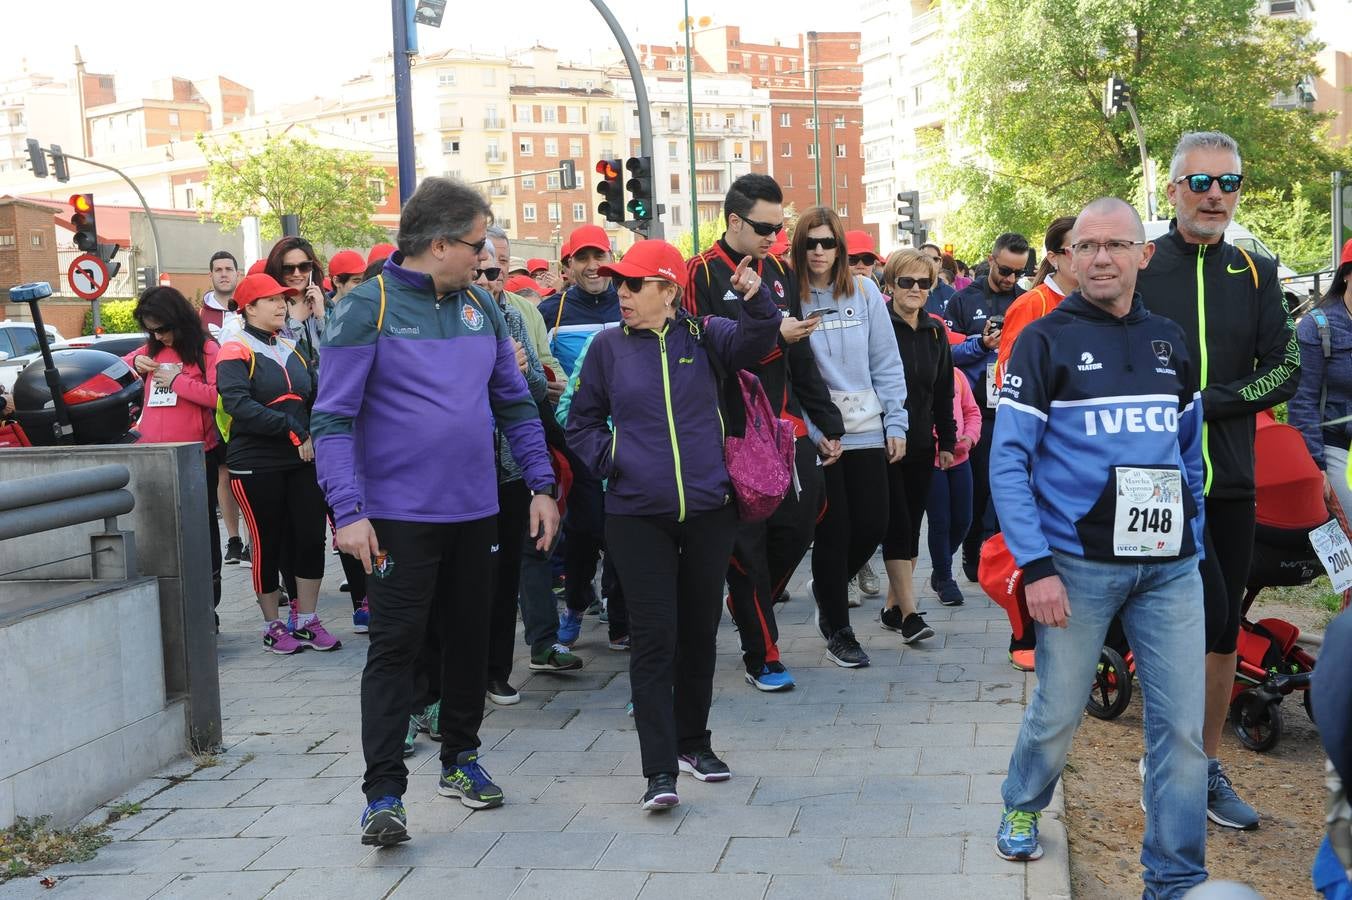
[67,253,110,300]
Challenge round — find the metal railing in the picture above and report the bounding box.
[0,463,136,580]
[483,117,506,129]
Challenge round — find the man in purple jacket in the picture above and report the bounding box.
[313,177,559,846]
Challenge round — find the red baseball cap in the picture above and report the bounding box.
[234,273,299,307]
[526,257,549,274]
[845,230,877,260]
[568,224,610,256]
[597,240,684,285]
[329,250,366,277]
[367,243,396,265]
[560,237,573,264]
[246,259,267,276]
[1341,237,1352,268]
[505,274,544,295]
[769,230,789,258]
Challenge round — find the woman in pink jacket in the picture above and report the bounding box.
[123,287,224,622]
[926,366,982,606]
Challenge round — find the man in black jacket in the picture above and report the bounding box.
[685,174,845,690]
[1138,131,1300,831]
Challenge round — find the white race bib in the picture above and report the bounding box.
[148,383,178,408]
[1310,519,1352,593]
[986,362,998,408]
[1112,467,1183,557]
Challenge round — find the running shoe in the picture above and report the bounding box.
[239,544,252,568]
[995,808,1043,861]
[773,589,791,606]
[223,536,244,565]
[292,617,341,651]
[438,751,504,809]
[263,620,302,655]
[608,634,631,651]
[641,773,679,811]
[962,555,979,583]
[486,679,520,706]
[746,665,796,692]
[847,579,862,607]
[825,627,869,668]
[625,700,634,717]
[678,749,731,782]
[360,795,409,846]
[881,608,934,644]
[415,701,441,741]
[558,608,584,646]
[403,718,417,757]
[339,580,350,593]
[932,575,966,606]
[1207,759,1259,830]
[586,599,603,616]
[352,598,370,634]
[529,643,584,671]
[856,561,881,596]
[1009,649,1036,672]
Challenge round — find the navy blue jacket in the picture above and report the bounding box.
[945,277,1024,417]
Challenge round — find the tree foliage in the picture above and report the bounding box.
[196,134,390,249]
[930,0,1350,264]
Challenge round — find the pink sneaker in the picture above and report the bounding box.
[263,621,303,654]
[292,616,342,651]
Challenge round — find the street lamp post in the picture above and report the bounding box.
[781,58,862,208]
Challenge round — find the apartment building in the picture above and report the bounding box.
[0,71,89,176]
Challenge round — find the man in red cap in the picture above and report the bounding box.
[328,251,367,304]
[367,243,396,266]
[527,258,549,277]
[845,230,881,283]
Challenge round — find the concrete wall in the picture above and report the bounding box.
[129,211,244,281]
[0,578,186,828]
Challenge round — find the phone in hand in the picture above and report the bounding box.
[806,307,839,319]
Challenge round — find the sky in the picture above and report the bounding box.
[1,0,862,110]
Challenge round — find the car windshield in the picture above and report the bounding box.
[1232,237,1276,261]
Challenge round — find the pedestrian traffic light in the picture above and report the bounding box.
[99,243,121,279]
[1104,77,1131,117]
[560,159,577,191]
[897,190,921,235]
[625,156,654,221]
[70,194,97,252]
[25,139,47,178]
[136,266,156,295]
[596,159,624,224]
[50,144,70,183]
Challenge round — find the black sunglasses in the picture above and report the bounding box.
[475,267,503,282]
[804,236,839,251]
[616,275,669,293]
[280,261,314,276]
[993,263,1023,278]
[893,276,934,290]
[737,215,784,237]
[144,323,173,336]
[848,254,878,266]
[453,236,489,254]
[1176,173,1243,194]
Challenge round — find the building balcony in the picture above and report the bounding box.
[865,197,895,215]
[483,117,506,129]
[911,8,942,40]
[485,151,506,164]
[596,119,617,133]
[489,184,509,196]
[694,157,724,168]
[440,115,464,130]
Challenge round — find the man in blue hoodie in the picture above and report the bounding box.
[989,198,1207,899]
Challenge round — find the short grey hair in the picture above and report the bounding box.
[486,224,509,244]
[397,176,492,257]
[1168,131,1242,182]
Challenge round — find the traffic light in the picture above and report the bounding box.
[50,144,69,182]
[25,139,47,178]
[625,156,654,221]
[897,190,921,235]
[70,194,97,252]
[99,242,121,279]
[136,267,156,296]
[595,158,624,224]
[560,159,577,191]
[1104,77,1131,117]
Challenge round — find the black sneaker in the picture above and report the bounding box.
[223,536,244,565]
[932,576,965,606]
[486,679,520,706]
[773,589,791,606]
[900,613,935,644]
[825,627,869,668]
[238,544,252,568]
[677,749,731,782]
[641,773,679,811]
[880,606,905,633]
[961,555,979,583]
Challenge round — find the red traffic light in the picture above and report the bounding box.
[70,194,92,214]
[595,160,620,180]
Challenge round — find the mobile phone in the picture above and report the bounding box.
[986,315,1005,331]
[806,307,839,319]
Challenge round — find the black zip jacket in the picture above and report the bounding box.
[217,324,316,473]
[685,239,845,441]
[889,305,957,461]
[945,276,1024,419]
[1137,223,1300,500]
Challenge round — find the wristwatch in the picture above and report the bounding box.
[531,484,559,500]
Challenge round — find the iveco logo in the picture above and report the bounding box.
[1083,406,1179,435]
[1077,351,1103,372]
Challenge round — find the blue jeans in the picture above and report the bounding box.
[1001,551,1207,900]
[925,460,973,580]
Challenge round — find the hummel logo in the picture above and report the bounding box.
[1226,263,1250,275]
[1077,351,1103,372]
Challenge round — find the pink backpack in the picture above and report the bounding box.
[701,317,796,522]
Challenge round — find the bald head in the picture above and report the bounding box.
[1074,197,1145,242]
[1070,197,1154,315]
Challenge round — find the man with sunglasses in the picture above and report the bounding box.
[944,231,1031,582]
[685,173,845,691]
[1137,131,1299,833]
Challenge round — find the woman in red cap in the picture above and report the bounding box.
[218,273,338,655]
[566,239,780,811]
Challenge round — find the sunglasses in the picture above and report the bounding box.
[848,254,877,266]
[475,267,503,282]
[1175,173,1243,194]
[993,263,1023,278]
[144,324,173,336]
[615,275,668,293]
[452,236,489,254]
[280,261,314,276]
[737,215,784,237]
[893,276,934,290]
[804,236,839,252]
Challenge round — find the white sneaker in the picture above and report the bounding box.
[856,561,881,596]
[847,581,862,608]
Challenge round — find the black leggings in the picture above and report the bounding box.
[812,448,890,635]
[883,458,934,561]
[230,465,327,596]
[1202,496,1256,655]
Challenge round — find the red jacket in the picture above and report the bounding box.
[122,342,220,450]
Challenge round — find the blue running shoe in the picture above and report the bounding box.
[352,598,370,634]
[745,665,795,692]
[558,608,584,646]
[1207,759,1259,830]
[360,796,409,846]
[438,751,504,810]
[995,807,1043,861]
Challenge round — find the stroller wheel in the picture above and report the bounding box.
[1230,691,1283,752]
[1085,646,1133,720]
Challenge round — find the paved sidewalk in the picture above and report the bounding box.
[3,539,1071,900]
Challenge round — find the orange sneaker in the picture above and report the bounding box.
[1009,649,1036,672]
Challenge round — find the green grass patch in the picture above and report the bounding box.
[0,817,110,883]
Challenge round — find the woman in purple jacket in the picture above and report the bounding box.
[566,239,780,812]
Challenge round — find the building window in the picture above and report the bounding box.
[543,107,557,123]
[569,138,583,158]
[185,187,195,208]
[443,138,460,153]
[29,230,44,248]
[168,111,180,126]
[670,173,680,191]
[780,142,792,157]
[523,203,537,222]
[668,140,679,160]
[544,138,558,156]
[438,70,457,86]
[522,175,536,189]
[725,114,736,129]
[548,202,562,223]
[482,68,496,86]
[779,112,791,127]
[672,206,681,225]
[572,202,587,221]
[367,178,386,202]
[733,141,745,160]
[838,207,848,217]
[0,233,14,249]
[751,114,761,133]
[752,144,765,163]
[519,139,533,156]
[836,144,847,158]
[566,106,582,124]
[807,143,817,159]
[515,105,532,123]
[547,172,561,190]
[835,114,846,127]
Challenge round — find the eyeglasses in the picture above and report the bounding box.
[1175,173,1243,194]
[993,263,1023,278]
[1070,239,1147,258]
[280,261,313,276]
[736,215,784,237]
[144,324,172,336]
[848,254,877,266]
[804,236,838,252]
[452,236,489,254]
[893,276,934,290]
[616,276,668,293]
[1049,246,1072,257]
[474,267,503,282]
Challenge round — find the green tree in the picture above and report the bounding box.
[1241,183,1332,273]
[929,0,1349,259]
[196,134,390,249]
[673,215,726,260]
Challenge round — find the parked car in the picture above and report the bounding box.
[64,333,152,360]
[0,321,67,392]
